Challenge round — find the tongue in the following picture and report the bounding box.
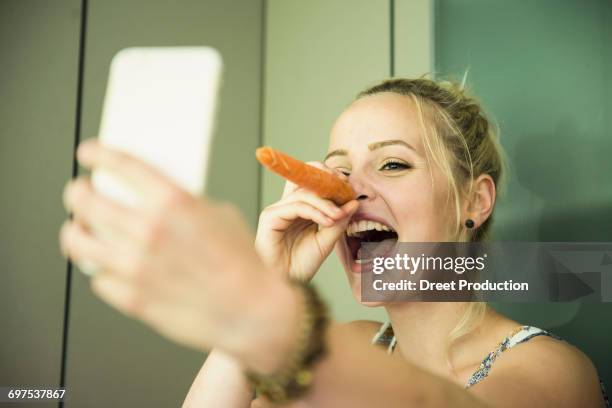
[358,238,397,260]
[373,238,397,255]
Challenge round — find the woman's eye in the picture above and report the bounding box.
[337,169,351,176]
[380,161,410,171]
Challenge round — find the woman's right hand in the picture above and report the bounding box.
[255,162,358,282]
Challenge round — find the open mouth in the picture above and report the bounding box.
[345,219,398,264]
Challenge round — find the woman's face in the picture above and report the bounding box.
[325,92,456,304]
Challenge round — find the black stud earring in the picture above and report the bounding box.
[465,219,475,229]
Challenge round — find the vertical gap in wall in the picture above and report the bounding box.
[256,0,267,217]
[390,0,395,77]
[59,0,88,406]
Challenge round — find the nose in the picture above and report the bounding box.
[332,167,375,202]
[347,173,376,202]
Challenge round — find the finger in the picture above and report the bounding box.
[314,200,360,249]
[63,177,144,244]
[60,219,129,273]
[261,202,335,231]
[339,199,360,216]
[75,139,180,204]
[278,189,345,220]
[68,214,97,275]
[281,179,299,199]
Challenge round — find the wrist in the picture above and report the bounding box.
[253,280,302,374]
[222,278,301,374]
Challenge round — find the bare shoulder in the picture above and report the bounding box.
[343,319,384,331]
[470,334,605,408]
[336,320,384,341]
[343,320,383,331]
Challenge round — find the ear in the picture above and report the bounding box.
[462,174,496,229]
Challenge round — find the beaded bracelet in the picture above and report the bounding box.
[245,280,329,404]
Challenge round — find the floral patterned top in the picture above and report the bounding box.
[372,322,610,407]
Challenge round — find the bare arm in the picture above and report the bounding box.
[182,349,253,408]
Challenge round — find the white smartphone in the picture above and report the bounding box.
[92,46,222,206]
[80,47,222,275]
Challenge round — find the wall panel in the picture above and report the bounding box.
[65,1,264,406]
[263,0,390,322]
[0,2,81,407]
[435,0,612,386]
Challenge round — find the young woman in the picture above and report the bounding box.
[61,78,609,407]
[184,78,608,407]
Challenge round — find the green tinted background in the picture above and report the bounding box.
[1,1,610,406]
[435,0,612,386]
[263,0,612,388]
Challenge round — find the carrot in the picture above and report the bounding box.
[256,146,355,205]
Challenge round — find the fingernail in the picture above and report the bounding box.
[341,200,357,211]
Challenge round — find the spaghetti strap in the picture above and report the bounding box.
[371,322,610,406]
[371,321,396,354]
[465,325,538,388]
[464,325,610,407]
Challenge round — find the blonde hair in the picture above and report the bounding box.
[356,77,507,361]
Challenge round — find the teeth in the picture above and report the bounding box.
[346,219,395,237]
[359,220,368,232]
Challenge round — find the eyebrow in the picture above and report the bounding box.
[324,149,348,161]
[368,139,416,152]
[323,139,415,161]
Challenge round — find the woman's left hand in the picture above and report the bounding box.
[60,140,298,372]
